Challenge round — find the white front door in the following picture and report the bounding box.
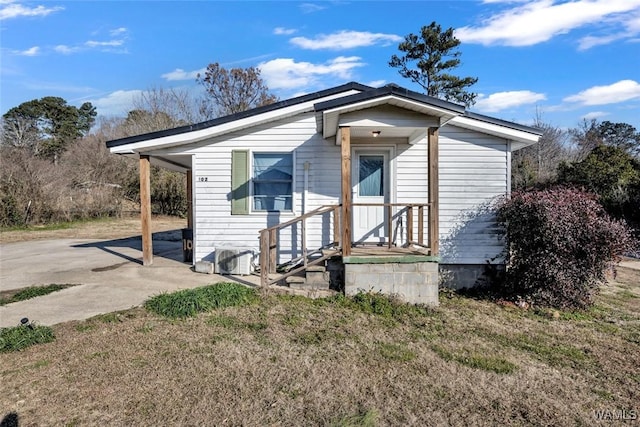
[352,150,389,244]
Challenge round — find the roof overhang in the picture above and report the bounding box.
[448,115,542,150]
[107,82,370,155]
[118,153,192,173]
[109,101,318,155]
[314,87,466,145]
[107,82,542,160]
[318,95,462,141]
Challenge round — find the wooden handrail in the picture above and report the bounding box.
[259,202,433,287]
[260,204,339,233]
[352,203,431,207]
[259,204,340,286]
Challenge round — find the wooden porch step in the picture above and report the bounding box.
[285,275,306,286]
[285,264,331,290]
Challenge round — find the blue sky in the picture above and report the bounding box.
[1,0,639,130]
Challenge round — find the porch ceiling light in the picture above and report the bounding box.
[372,130,381,137]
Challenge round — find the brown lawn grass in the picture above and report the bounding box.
[1,269,639,426]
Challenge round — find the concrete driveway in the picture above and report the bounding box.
[0,232,257,327]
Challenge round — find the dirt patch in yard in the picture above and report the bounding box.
[0,215,186,244]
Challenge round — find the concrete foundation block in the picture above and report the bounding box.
[306,270,329,283]
[344,261,439,306]
[393,262,418,272]
[367,263,393,273]
[290,281,329,291]
[194,261,214,274]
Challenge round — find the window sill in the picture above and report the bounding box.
[250,211,297,216]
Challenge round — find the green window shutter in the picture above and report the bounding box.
[231,150,250,215]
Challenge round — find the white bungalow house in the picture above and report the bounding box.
[107,82,541,305]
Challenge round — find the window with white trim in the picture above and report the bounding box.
[252,152,293,211]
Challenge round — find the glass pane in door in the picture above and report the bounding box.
[358,155,384,197]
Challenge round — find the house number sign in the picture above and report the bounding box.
[198,177,208,182]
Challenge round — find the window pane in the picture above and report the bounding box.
[359,155,384,197]
[253,153,293,211]
[254,195,292,211]
[254,153,292,180]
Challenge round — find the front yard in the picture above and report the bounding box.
[1,266,638,426]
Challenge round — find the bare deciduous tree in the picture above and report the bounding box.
[197,63,277,119]
[569,118,602,160]
[117,87,206,137]
[0,116,43,155]
[134,87,204,127]
[512,112,570,189]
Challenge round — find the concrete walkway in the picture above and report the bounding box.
[0,234,259,327]
[2,233,636,328]
[620,258,640,271]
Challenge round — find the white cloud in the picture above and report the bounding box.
[161,68,205,81]
[299,3,325,13]
[0,1,63,20]
[109,27,128,36]
[88,89,142,116]
[13,46,40,56]
[54,44,80,55]
[578,11,640,49]
[456,0,640,47]
[474,90,547,113]
[23,80,94,93]
[577,34,625,50]
[626,12,640,32]
[582,111,610,120]
[85,39,124,48]
[291,30,401,50]
[258,56,365,90]
[51,27,129,55]
[274,27,296,35]
[563,80,640,105]
[224,54,275,66]
[366,80,387,88]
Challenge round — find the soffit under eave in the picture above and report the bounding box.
[121,152,191,172]
[149,155,191,172]
[319,96,461,139]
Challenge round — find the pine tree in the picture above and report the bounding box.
[389,22,478,107]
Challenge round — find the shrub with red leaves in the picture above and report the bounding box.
[497,187,637,309]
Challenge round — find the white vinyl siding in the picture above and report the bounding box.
[438,125,508,264]
[395,141,429,247]
[184,112,509,266]
[190,114,340,263]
